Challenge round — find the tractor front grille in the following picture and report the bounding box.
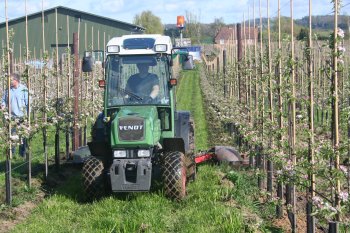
[118,117,145,141]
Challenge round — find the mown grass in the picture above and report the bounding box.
[176,68,208,151]
[12,165,247,233]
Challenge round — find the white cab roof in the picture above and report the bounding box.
[106,34,173,55]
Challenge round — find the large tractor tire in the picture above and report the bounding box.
[162,151,187,200]
[82,157,105,200]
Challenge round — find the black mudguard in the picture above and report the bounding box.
[89,112,110,158]
[163,138,185,154]
[174,111,192,154]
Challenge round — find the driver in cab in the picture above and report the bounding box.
[126,63,159,104]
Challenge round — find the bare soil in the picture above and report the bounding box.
[0,177,45,233]
[0,161,80,233]
[0,194,44,233]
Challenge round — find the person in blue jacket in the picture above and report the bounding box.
[1,73,28,157]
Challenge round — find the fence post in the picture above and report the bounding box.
[223,49,227,98]
[54,8,60,172]
[237,23,243,104]
[5,149,12,205]
[307,0,315,231]
[256,145,263,189]
[276,182,283,218]
[9,51,13,74]
[73,32,80,151]
[5,0,12,205]
[6,66,13,198]
[266,0,274,195]
[328,222,338,233]
[216,57,220,91]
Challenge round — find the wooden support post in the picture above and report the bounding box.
[332,0,341,224]
[258,0,265,191]
[266,0,274,194]
[237,23,243,104]
[55,8,60,171]
[307,0,315,232]
[41,0,48,180]
[5,4,12,201]
[216,56,220,91]
[25,0,32,189]
[289,0,297,231]
[276,0,284,219]
[328,222,338,233]
[73,32,80,151]
[9,51,13,74]
[223,49,227,98]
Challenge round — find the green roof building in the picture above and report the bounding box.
[0,6,144,59]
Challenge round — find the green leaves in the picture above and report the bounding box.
[133,11,164,34]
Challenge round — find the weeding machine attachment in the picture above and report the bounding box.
[195,146,249,167]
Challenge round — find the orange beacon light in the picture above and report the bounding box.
[177,16,185,29]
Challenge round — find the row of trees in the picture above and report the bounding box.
[201,0,349,232]
[134,10,350,44]
[132,10,222,44]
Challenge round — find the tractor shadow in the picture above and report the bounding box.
[42,162,85,201]
[45,162,164,204]
[0,158,47,180]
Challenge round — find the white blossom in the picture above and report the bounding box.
[340,165,348,175]
[312,196,324,209]
[10,135,19,141]
[339,192,349,202]
[337,28,345,39]
[339,45,345,52]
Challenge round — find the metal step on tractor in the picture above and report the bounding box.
[80,34,196,200]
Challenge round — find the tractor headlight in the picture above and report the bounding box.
[137,149,150,157]
[107,45,120,53]
[113,150,126,158]
[154,44,167,52]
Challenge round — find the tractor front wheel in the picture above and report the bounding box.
[162,151,187,200]
[82,157,105,200]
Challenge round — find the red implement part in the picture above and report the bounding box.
[194,146,247,166]
[195,153,216,164]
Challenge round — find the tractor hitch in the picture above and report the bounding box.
[195,146,249,167]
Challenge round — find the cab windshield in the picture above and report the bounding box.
[106,55,170,107]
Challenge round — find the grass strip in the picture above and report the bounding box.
[176,69,209,151]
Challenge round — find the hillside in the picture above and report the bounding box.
[295,15,349,30]
[165,15,349,44]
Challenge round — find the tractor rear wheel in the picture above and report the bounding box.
[82,157,105,200]
[162,151,187,200]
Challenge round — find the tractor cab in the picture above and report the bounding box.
[104,35,174,107]
[105,54,170,106]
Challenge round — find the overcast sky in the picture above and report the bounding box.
[1,0,350,25]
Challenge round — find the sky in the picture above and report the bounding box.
[1,0,350,25]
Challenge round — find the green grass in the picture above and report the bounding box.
[12,165,247,233]
[176,69,209,151]
[0,124,92,206]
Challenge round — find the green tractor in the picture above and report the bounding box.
[81,34,196,200]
